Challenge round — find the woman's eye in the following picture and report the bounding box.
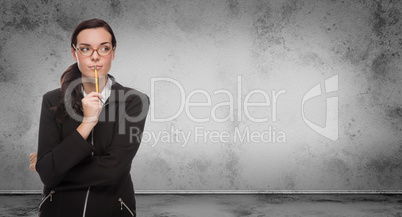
[80,48,90,52]
[101,47,110,51]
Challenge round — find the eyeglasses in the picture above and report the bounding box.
[72,44,115,57]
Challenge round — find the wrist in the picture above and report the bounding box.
[82,116,98,125]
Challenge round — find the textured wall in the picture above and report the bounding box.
[0,0,401,191]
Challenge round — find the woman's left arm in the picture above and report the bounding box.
[54,92,150,190]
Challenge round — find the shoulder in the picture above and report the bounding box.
[42,88,61,107]
[126,87,150,105]
[114,81,150,105]
[113,82,150,116]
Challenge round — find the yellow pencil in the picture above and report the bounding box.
[95,65,99,93]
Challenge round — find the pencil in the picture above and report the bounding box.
[94,65,104,104]
[95,65,99,93]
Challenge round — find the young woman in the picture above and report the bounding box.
[29,18,149,217]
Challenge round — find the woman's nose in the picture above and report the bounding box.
[91,49,100,61]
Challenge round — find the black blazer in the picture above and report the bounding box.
[36,74,150,217]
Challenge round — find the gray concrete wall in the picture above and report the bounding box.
[1,0,401,192]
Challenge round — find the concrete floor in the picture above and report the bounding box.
[1,194,401,217]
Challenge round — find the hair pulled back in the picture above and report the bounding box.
[51,18,116,124]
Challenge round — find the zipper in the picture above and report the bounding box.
[118,197,134,216]
[82,186,91,217]
[91,128,94,157]
[81,100,109,217]
[82,127,95,217]
[38,190,55,209]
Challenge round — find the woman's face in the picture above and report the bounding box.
[71,27,115,79]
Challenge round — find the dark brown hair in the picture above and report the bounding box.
[50,18,117,124]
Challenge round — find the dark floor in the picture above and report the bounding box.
[1,194,402,217]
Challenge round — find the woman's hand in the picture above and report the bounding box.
[82,92,103,124]
[29,152,37,171]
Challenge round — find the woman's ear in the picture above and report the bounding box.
[112,49,116,60]
[71,47,77,62]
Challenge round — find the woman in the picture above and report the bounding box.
[29,18,149,217]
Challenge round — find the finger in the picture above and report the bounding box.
[86,92,103,99]
[86,102,103,108]
[31,156,37,164]
[90,100,104,106]
[29,163,35,171]
[84,96,103,101]
[84,98,103,103]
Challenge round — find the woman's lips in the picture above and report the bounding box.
[89,65,102,70]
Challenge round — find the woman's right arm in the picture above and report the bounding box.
[35,92,102,188]
[77,92,105,139]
